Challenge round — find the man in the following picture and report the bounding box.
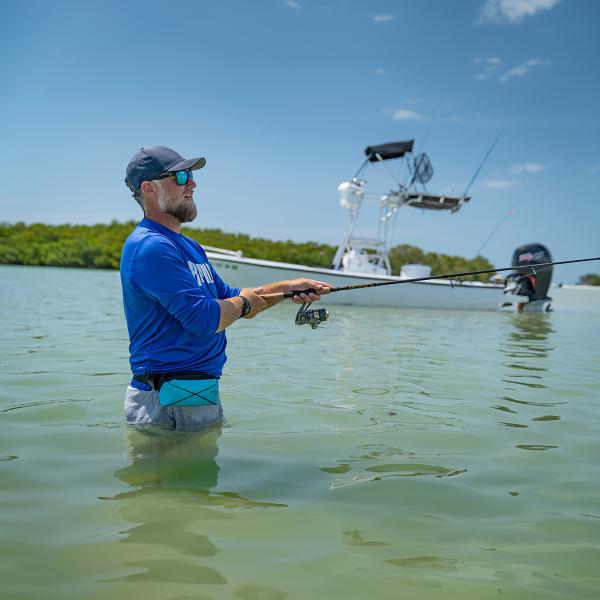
[121,145,328,430]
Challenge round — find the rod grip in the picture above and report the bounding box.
[283,287,317,299]
[282,287,332,299]
[259,292,285,301]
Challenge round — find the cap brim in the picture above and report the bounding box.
[167,156,206,172]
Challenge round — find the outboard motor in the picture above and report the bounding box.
[504,243,553,312]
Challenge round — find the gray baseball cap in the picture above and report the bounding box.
[125,145,206,192]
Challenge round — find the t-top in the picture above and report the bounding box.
[120,218,240,377]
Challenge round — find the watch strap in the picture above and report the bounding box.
[239,295,252,318]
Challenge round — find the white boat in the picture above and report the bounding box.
[205,140,546,312]
[206,251,508,310]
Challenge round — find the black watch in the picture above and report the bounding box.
[239,295,252,318]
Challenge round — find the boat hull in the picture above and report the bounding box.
[207,253,507,311]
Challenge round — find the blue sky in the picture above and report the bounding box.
[1,0,599,282]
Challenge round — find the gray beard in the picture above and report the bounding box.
[157,186,197,223]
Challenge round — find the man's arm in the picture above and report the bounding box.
[214,278,331,332]
[214,290,261,332]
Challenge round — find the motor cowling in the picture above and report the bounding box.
[506,243,553,302]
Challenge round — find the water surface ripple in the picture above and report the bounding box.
[1,265,600,599]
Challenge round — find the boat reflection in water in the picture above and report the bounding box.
[495,313,561,450]
[505,313,555,361]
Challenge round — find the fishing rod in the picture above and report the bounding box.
[462,131,503,198]
[474,199,520,258]
[262,255,600,328]
[281,256,600,298]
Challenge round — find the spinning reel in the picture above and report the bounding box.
[294,302,329,329]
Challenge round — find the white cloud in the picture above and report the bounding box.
[498,58,549,83]
[392,109,425,121]
[285,0,301,9]
[478,0,561,24]
[473,56,502,65]
[482,179,519,189]
[512,162,546,173]
[474,56,503,80]
[373,14,396,23]
[375,68,386,75]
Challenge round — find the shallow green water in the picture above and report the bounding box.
[1,265,599,600]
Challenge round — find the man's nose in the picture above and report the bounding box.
[187,177,196,189]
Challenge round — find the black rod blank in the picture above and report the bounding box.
[283,256,600,299]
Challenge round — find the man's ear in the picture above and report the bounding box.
[140,180,155,196]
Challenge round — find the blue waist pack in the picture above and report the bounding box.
[133,372,220,407]
[159,377,220,407]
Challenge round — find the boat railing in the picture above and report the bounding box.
[203,245,244,257]
[347,237,386,249]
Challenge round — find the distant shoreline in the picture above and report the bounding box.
[555,283,600,290]
[0,221,498,282]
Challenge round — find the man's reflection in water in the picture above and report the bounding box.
[117,425,222,494]
[109,426,287,587]
[110,425,227,585]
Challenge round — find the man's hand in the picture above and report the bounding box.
[230,279,333,329]
[239,287,270,318]
[285,278,332,304]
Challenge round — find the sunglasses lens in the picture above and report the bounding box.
[175,170,193,185]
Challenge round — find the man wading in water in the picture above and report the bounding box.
[121,145,329,430]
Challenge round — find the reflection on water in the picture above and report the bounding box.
[343,529,390,547]
[496,314,562,449]
[106,426,287,587]
[504,313,555,359]
[384,555,464,572]
[116,426,222,495]
[106,426,227,585]
[498,314,555,401]
[319,443,467,488]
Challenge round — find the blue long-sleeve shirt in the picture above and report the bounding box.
[120,219,240,377]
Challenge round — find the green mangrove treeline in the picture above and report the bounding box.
[0,221,496,281]
[578,274,600,286]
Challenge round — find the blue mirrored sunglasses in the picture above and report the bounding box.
[156,169,194,185]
